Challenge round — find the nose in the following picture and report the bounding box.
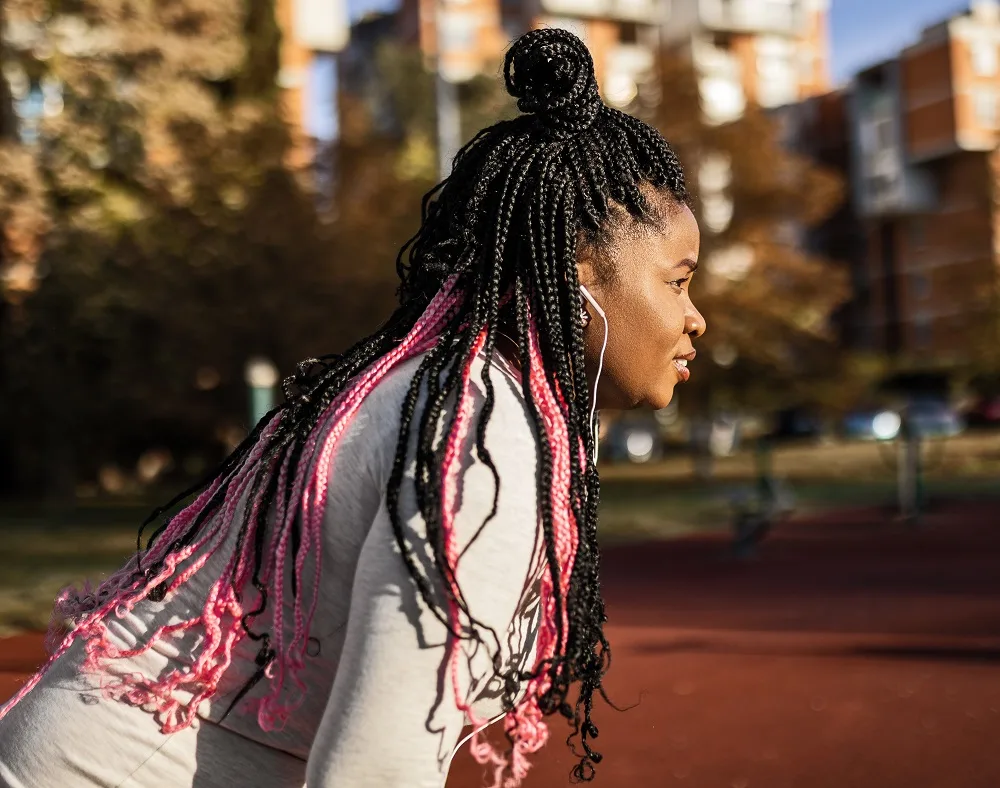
[684,297,706,339]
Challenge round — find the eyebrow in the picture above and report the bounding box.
[677,258,699,273]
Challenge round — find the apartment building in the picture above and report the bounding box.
[340,0,830,124]
[396,0,508,84]
[777,89,868,350]
[394,0,666,108]
[275,0,349,169]
[662,0,830,124]
[844,0,1000,363]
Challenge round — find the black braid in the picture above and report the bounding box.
[133,27,687,782]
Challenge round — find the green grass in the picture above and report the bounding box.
[0,506,146,636]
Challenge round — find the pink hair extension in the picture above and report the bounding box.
[437,309,582,788]
[43,474,227,654]
[0,416,282,726]
[499,309,580,785]
[79,432,288,732]
[252,279,463,728]
[438,328,514,787]
[0,277,464,730]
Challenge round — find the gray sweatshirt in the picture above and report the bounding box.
[0,351,543,788]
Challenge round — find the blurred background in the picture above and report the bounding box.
[1,0,1000,785]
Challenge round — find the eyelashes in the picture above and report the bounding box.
[667,277,690,291]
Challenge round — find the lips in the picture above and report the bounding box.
[673,349,696,383]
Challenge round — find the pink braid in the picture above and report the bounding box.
[440,330,514,779]
[254,279,462,728]
[441,329,489,706]
[437,309,583,788]
[1,417,281,724]
[81,437,284,732]
[486,311,579,786]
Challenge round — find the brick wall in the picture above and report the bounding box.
[901,40,956,160]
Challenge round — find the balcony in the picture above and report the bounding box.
[691,38,745,123]
[851,99,937,217]
[698,0,804,35]
[604,43,655,105]
[691,36,742,79]
[540,0,664,24]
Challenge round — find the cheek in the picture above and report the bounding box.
[604,293,684,390]
[649,298,686,355]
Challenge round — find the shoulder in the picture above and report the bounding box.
[355,350,538,476]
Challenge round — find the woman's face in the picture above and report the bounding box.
[578,193,705,411]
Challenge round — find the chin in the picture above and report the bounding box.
[645,383,678,412]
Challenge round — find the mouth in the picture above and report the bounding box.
[672,350,695,383]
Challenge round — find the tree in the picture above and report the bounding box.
[0,0,334,495]
[319,46,518,346]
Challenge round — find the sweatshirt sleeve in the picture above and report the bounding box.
[304,367,541,788]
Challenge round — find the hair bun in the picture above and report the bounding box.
[503,28,604,137]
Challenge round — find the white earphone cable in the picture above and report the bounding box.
[579,285,608,462]
[443,710,507,776]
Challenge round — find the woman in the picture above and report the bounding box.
[0,28,704,788]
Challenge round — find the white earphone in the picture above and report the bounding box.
[579,285,608,463]
[443,709,507,775]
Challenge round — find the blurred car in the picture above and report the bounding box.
[966,396,1000,428]
[907,399,964,437]
[842,409,901,441]
[842,400,963,441]
[600,416,662,464]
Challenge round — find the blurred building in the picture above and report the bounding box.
[395,0,664,107]
[367,0,832,117]
[398,0,507,84]
[665,0,832,258]
[340,13,402,136]
[276,0,349,186]
[828,0,1000,365]
[662,0,830,124]
[777,90,867,351]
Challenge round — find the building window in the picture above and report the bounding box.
[862,114,898,189]
[973,88,999,128]
[619,22,638,45]
[756,52,797,107]
[712,31,733,51]
[755,34,797,107]
[874,117,894,149]
[869,173,896,204]
[971,41,999,76]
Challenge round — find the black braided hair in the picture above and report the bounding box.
[136,27,688,782]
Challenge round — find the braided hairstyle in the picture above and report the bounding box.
[3,28,688,785]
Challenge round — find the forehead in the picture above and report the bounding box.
[606,191,700,262]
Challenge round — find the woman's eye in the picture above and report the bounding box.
[668,277,689,290]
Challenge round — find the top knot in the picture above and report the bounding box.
[503,28,604,138]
